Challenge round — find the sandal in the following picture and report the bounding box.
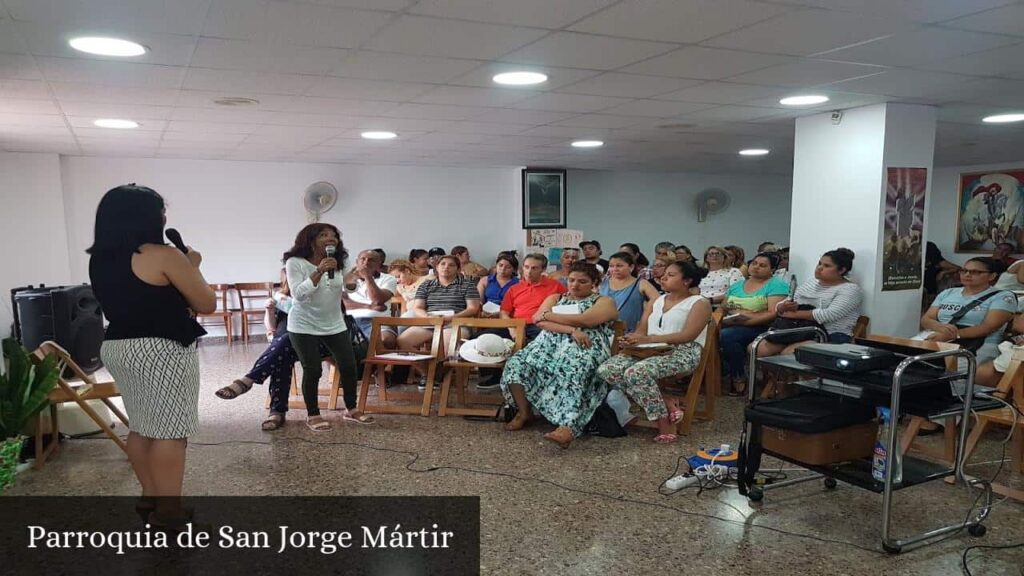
[261,412,285,431]
[215,379,252,400]
[342,410,375,425]
[654,433,678,444]
[306,416,331,432]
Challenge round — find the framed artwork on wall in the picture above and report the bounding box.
[522,168,567,229]
[955,168,1024,253]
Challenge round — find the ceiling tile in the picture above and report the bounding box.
[920,42,1024,78]
[165,120,257,134]
[704,8,910,56]
[203,0,393,48]
[621,46,792,80]
[59,101,175,120]
[409,0,617,29]
[570,0,791,43]
[0,113,67,127]
[937,77,1024,107]
[829,69,971,98]
[284,96,399,116]
[944,4,1024,36]
[5,0,211,35]
[819,27,1019,67]
[160,131,249,144]
[413,85,539,107]
[759,0,1018,24]
[467,108,581,124]
[307,77,435,101]
[511,92,628,113]
[0,98,59,114]
[383,102,491,120]
[0,79,50,99]
[327,51,479,83]
[555,73,702,98]
[365,16,548,59]
[36,57,186,88]
[183,68,318,96]
[0,54,42,80]
[303,0,414,10]
[595,99,715,117]
[551,114,661,128]
[174,90,297,110]
[442,120,537,134]
[191,38,349,75]
[50,82,182,106]
[12,21,198,67]
[501,32,677,70]
[675,104,785,123]
[653,82,789,104]
[727,59,886,87]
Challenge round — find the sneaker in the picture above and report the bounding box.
[417,377,439,392]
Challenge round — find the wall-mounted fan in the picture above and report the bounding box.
[694,188,731,222]
[303,181,338,222]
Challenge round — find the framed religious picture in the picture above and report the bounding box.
[522,168,567,229]
[955,168,1024,253]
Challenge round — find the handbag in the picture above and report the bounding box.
[766,304,826,345]
[948,291,1000,352]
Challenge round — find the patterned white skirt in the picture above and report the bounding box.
[100,338,200,439]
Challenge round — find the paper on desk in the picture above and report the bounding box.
[375,352,435,361]
[429,310,455,317]
[552,304,581,315]
[911,330,933,341]
[482,302,501,314]
[634,342,671,349]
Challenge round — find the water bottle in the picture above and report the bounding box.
[871,407,902,484]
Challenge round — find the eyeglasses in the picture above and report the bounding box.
[960,268,992,275]
[707,252,723,257]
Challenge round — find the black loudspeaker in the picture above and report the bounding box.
[12,284,105,374]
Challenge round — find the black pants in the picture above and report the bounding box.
[288,331,358,416]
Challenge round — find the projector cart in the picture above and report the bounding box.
[737,327,993,554]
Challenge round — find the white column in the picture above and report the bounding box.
[788,103,936,337]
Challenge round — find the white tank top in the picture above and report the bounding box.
[648,294,707,347]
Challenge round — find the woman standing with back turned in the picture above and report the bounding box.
[88,184,215,526]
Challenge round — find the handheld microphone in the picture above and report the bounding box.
[166,228,188,254]
[325,245,336,279]
[788,275,797,301]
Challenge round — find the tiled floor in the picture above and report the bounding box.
[10,342,1024,575]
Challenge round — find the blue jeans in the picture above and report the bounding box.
[719,325,766,380]
[829,332,852,344]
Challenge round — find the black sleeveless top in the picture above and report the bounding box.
[89,249,206,347]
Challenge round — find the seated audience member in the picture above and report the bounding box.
[920,257,1015,364]
[580,240,609,274]
[500,262,618,449]
[699,245,744,305]
[648,254,675,293]
[654,241,676,259]
[756,248,863,357]
[719,252,788,394]
[674,245,698,267]
[600,252,660,332]
[724,245,748,277]
[399,255,481,388]
[476,253,566,389]
[343,250,397,346]
[597,261,711,443]
[426,246,446,275]
[619,242,650,277]
[994,241,1018,268]
[477,253,519,317]
[548,247,580,287]
[994,258,1024,296]
[409,248,430,276]
[451,245,487,280]
[371,248,386,263]
[923,241,960,309]
[389,259,427,306]
[215,271,329,431]
[976,313,1024,387]
[774,247,791,279]
[758,241,778,253]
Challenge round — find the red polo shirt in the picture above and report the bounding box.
[501,277,567,323]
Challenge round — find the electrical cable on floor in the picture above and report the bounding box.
[961,541,1024,576]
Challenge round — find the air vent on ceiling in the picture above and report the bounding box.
[213,97,260,107]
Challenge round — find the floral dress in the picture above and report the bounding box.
[499,293,615,436]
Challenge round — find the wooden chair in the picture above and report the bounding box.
[852,315,870,339]
[628,308,721,436]
[197,283,236,344]
[236,282,274,345]
[357,316,444,416]
[31,341,129,469]
[437,318,526,417]
[390,295,406,317]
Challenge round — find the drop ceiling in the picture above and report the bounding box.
[1,0,1023,174]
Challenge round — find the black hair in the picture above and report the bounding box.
[668,260,708,286]
[428,247,446,257]
[86,184,165,255]
[568,261,601,284]
[996,241,1016,251]
[282,223,347,267]
[495,254,519,274]
[450,245,469,256]
[409,248,428,261]
[823,247,855,276]
[524,252,549,267]
[608,251,635,266]
[966,257,1006,276]
[372,248,386,262]
[437,254,461,270]
[752,251,781,271]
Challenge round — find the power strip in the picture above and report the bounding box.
[665,474,700,490]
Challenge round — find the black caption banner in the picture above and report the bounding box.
[0,496,479,575]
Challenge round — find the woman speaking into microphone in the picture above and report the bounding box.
[283,224,374,431]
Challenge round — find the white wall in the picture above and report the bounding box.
[60,157,524,285]
[928,160,1024,266]
[0,152,72,338]
[568,169,792,259]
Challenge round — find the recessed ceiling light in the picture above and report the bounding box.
[492,71,548,86]
[779,95,829,106]
[361,131,397,140]
[571,140,604,148]
[94,118,139,129]
[739,148,770,156]
[69,36,146,57]
[982,113,1024,124]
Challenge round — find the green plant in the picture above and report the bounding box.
[0,338,58,440]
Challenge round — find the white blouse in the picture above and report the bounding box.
[285,257,347,336]
[648,294,708,347]
[699,267,744,299]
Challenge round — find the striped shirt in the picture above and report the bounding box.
[414,277,480,314]
[794,278,863,337]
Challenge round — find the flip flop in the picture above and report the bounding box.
[342,411,375,425]
[215,379,252,400]
[306,416,331,432]
[654,433,678,444]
